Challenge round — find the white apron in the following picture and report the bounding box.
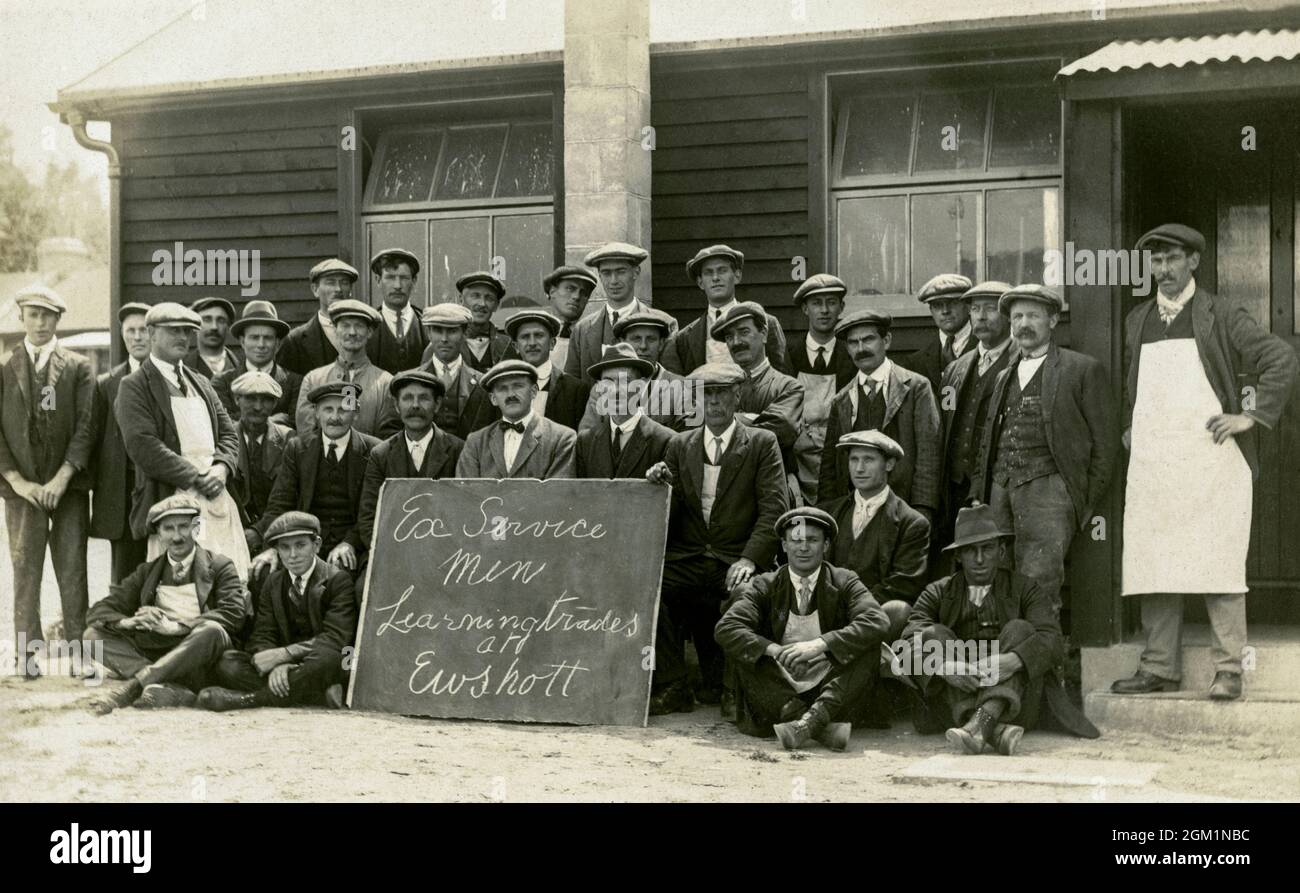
[777,609,831,693]
[793,370,838,505]
[147,393,252,582]
[1122,338,1252,595]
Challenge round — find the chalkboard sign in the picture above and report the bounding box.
[348,479,669,726]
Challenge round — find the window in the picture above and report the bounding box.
[831,70,1062,315]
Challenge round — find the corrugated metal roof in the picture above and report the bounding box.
[56,0,1249,107]
[1058,27,1300,77]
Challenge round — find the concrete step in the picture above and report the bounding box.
[1085,689,1300,738]
[1081,625,1300,695]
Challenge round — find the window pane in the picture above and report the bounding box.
[985,187,1058,287]
[913,91,988,173]
[837,196,907,298]
[427,217,491,303]
[839,94,914,179]
[366,219,428,306]
[373,131,442,204]
[493,214,554,313]
[496,123,554,198]
[990,86,1061,168]
[912,192,979,287]
[435,126,506,200]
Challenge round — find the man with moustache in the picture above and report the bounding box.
[198,512,357,712]
[248,382,381,577]
[577,308,687,431]
[1113,224,1298,700]
[645,362,789,715]
[455,359,576,479]
[367,248,428,374]
[277,259,360,376]
[212,301,300,428]
[564,242,651,383]
[937,281,1017,566]
[116,302,250,581]
[661,245,791,377]
[543,265,598,373]
[358,370,465,558]
[415,302,483,439]
[91,301,152,584]
[451,271,517,373]
[716,507,890,750]
[183,297,241,380]
[787,275,857,505]
[817,309,940,521]
[295,300,399,438]
[903,274,977,393]
[85,494,248,715]
[226,371,293,529]
[973,284,1117,613]
[575,343,675,479]
[465,309,591,432]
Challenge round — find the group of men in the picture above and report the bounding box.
[2,223,1294,757]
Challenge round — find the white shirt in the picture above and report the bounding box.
[531,361,554,418]
[150,355,189,394]
[405,428,434,469]
[199,351,232,376]
[429,355,462,383]
[610,411,642,443]
[605,298,643,328]
[856,357,894,407]
[852,485,891,538]
[706,299,738,332]
[1016,351,1049,389]
[167,546,197,581]
[700,419,738,524]
[245,358,275,375]
[967,584,992,608]
[24,337,57,373]
[977,336,1012,375]
[943,321,972,358]
[787,565,823,614]
[318,311,339,349]
[382,303,416,339]
[503,411,534,471]
[127,356,143,374]
[805,334,836,370]
[705,299,738,364]
[321,429,351,460]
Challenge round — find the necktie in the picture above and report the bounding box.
[611,310,621,328]
[978,350,994,377]
[395,310,406,340]
[327,442,339,464]
[709,436,723,465]
[711,309,721,332]
[175,370,188,398]
[171,561,185,584]
[796,577,812,614]
[610,426,623,469]
[559,322,572,338]
[812,346,828,374]
[291,576,305,606]
[941,335,956,369]
[500,420,525,434]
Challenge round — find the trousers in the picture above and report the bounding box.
[84,621,230,690]
[733,651,877,738]
[654,555,730,693]
[914,618,1039,727]
[1138,592,1247,678]
[989,474,1075,610]
[5,492,89,656]
[213,644,346,706]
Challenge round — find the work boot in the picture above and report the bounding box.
[946,706,998,755]
[195,686,261,712]
[648,681,694,716]
[324,684,345,710]
[1209,671,1242,701]
[814,722,852,752]
[774,704,829,751]
[993,722,1025,756]
[134,682,196,709]
[88,679,144,716]
[1110,669,1178,694]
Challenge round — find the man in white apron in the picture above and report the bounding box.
[786,274,857,505]
[114,302,252,583]
[1113,224,1298,701]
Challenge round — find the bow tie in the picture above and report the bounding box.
[500,420,525,434]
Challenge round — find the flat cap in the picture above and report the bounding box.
[421,302,474,328]
[835,429,904,460]
[504,309,563,340]
[1135,223,1206,255]
[688,361,746,388]
[587,342,655,379]
[775,506,839,540]
[147,493,201,530]
[389,369,446,400]
[710,301,768,341]
[964,281,1013,303]
[307,381,363,405]
[686,244,744,280]
[999,283,1063,315]
[455,271,505,299]
[309,258,359,282]
[264,511,322,544]
[480,358,539,391]
[327,299,380,326]
[13,284,67,315]
[145,302,202,329]
[117,301,152,323]
[834,308,892,338]
[613,307,677,339]
[583,241,648,268]
[916,274,973,304]
[370,248,421,277]
[230,370,283,399]
[542,265,598,294]
[190,296,235,320]
[230,300,290,338]
[793,274,847,306]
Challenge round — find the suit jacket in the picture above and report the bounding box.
[819,488,930,605]
[86,546,247,635]
[230,420,293,525]
[417,359,482,440]
[90,361,135,539]
[212,361,303,427]
[1123,288,1298,479]
[246,557,357,654]
[817,363,941,511]
[357,427,465,553]
[576,364,689,432]
[114,358,241,540]
[453,325,517,373]
[576,414,675,479]
[785,336,858,390]
[973,342,1117,530]
[902,330,977,393]
[183,346,243,380]
[715,562,889,667]
[248,428,380,552]
[661,311,792,377]
[938,342,1018,514]
[562,304,644,383]
[661,422,788,567]
[455,414,576,479]
[277,314,337,377]
[0,343,96,499]
[464,366,592,433]
[738,361,803,462]
[368,307,430,374]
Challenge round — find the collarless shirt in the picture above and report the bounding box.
[1016,349,1049,389]
[24,337,57,373]
[852,485,891,537]
[856,357,893,405]
[199,350,233,375]
[967,583,992,608]
[788,565,823,614]
[406,428,434,469]
[317,311,339,348]
[805,334,836,369]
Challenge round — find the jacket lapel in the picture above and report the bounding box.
[510,418,542,476]
[616,420,651,477]
[881,365,906,428]
[269,568,290,643]
[1041,342,1061,419]
[194,548,214,608]
[590,423,615,478]
[1190,288,1220,387]
[422,431,451,478]
[713,423,747,502]
[145,361,180,439]
[306,558,327,631]
[489,424,507,475]
[345,430,367,490]
[685,428,705,502]
[8,349,30,407]
[45,348,66,393]
[301,436,321,509]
